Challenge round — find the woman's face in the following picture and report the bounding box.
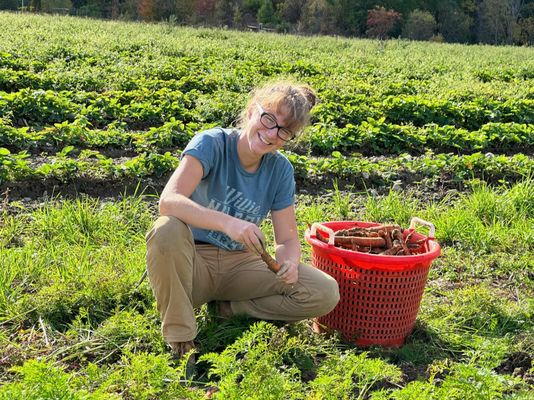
[242,102,296,157]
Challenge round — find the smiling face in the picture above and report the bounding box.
[240,101,296,159]
[235,81,317,169]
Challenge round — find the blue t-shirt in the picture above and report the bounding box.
[182,128,295,251]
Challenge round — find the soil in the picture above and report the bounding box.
[2,176,164,203]
[398,361,429,383]
[494,351,534,384]
[1,171,463,207]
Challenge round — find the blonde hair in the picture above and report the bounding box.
[238,80,318,136]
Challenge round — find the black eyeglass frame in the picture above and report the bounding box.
[255,103,295,142]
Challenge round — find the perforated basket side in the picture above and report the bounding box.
[313,252,431,347]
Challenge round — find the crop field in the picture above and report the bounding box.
[0,11,533,399]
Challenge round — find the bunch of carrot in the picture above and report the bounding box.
[315,224,427,256]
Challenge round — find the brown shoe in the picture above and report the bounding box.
[169,340,196,359]
[169,340,197,378]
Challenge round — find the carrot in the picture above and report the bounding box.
[378,229,393,249]
[337,242,355,250]
[407,237,428,245]
[334,236,386,248]
[392,229,411,255]
[365,224,402,234]
[311,222,427,256]
[380,244,402,255]
[315,231,330,244]
[261,249,281,273]
[335,228,370,237]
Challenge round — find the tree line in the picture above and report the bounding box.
[2,0,534,45]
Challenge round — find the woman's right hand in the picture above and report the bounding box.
[226,218,265,255]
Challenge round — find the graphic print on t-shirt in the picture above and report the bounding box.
[206,186,264,250]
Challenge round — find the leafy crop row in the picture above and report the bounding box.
[314,92,534,131]
[306,119,534,155]
[1,146,531,188]
[2,117,533,157]
[1,86,532,132]
[0,117,196,153]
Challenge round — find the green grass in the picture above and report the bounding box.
[1,11,533,399]
[1,179,532,398]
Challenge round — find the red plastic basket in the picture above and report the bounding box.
[305,218,441,347]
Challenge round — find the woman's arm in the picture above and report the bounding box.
[159,155,264,254]
[271,205,301,284]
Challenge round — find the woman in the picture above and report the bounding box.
[146,80,340,359]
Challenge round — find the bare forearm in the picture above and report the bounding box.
[275,238,301,264]
[159,194,232,233]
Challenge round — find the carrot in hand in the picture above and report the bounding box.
[257,237,281,273]
[261,249,281,273]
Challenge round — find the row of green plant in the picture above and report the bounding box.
[1,181,532,397]
[2,116,533,156]
[313,92,534,131]
[306,119,534,155]
[0,146,178,184]
[292,150,533,187]
[1,146,532,187]
[1,85,532,131]
[1,323,527,400]
[0,117,197,152]
[0,87,198,128]
[3,14,534,100]
[0,55,217,93]
[3,45,533,95]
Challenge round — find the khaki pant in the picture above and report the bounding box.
[146,216,340,342]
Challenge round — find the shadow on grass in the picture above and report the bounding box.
[365,320,456,383]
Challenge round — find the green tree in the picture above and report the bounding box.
[242,0,261,14]
[513,16,534,43]
[215,0,238,25]
[381,0,425,17]
[336,0,375,35]
[154,0,176,20]
[28,0,41,11]
[402,9,437,40]
[138,0,155,20]
[174,0,195,22]
[433,0,473,43]
[300,0,341,34]
[478,0,515,44]
[277,0,306,23]
[41,0,71,12]
[257,0,276,24]
[0,0,21,10]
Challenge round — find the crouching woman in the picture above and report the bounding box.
[145,80,340,359]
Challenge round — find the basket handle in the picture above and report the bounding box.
[409,217,435,239]
[310,222,335,246]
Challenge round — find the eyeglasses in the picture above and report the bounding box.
[255,103,294,142]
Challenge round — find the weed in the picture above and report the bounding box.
[364,190,421,227]
[0,359,109,399]
[332,179,353,220]
[200,321,305,399]
[309,351,402,400]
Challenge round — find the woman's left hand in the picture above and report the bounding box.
[276,260,299,285]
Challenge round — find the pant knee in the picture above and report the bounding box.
[314,276,340,317]
[146,216,192,253]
